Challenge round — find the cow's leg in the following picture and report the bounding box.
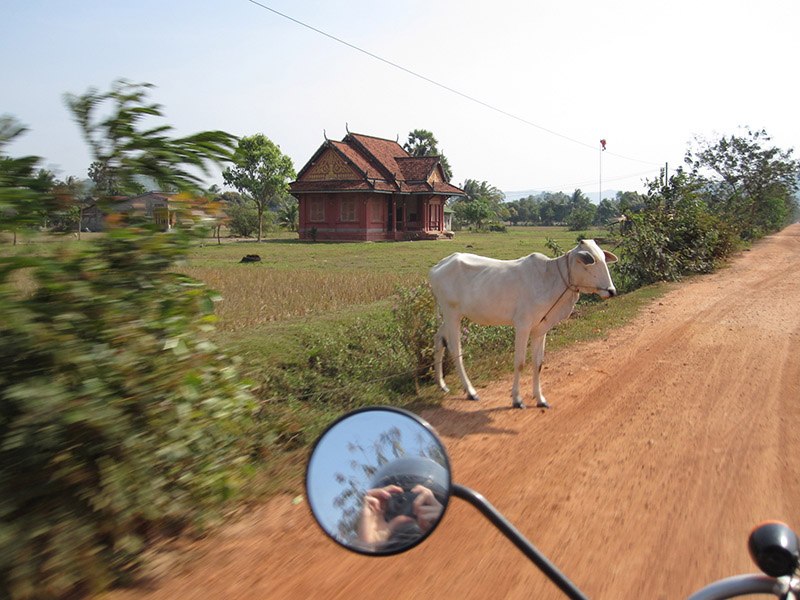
[511,326,531,408]
[443,313,479,401]
[433,322,449,394]
[531,333,549,408]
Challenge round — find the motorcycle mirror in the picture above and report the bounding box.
[748,521,800,578]
[305,406,452,556]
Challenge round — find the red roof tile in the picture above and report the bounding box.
[396,156,438,181]
[291,132,465,197]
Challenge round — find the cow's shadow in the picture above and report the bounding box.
[418,404,519,439]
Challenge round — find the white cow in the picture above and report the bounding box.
[429,240,618,409]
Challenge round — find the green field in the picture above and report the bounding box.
[182,226,607,332]
[1,226,668,495]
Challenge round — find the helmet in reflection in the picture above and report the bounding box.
[371,456,449,502]
[370,456,449,551]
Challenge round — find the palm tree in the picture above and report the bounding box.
[278,199,299,231]
[461,179,505,204]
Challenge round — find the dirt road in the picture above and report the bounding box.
[107,224,800,600]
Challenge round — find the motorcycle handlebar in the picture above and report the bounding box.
[452,484,589,600]
[686,573,794,600]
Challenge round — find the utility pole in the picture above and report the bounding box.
[599,147,602,203]
[599,139,606,203]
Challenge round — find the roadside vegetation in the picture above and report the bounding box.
[1,80,798,599]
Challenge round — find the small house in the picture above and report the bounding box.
[289,132,464,241]
[108,191,175,230]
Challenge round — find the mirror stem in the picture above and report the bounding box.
[452,484,590,600]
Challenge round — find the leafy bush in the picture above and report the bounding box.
[225,201,261,238]
[391,282,518,390]
[0,227,256,599]
[615,174,739,291]
[393,282,439,389]
[614,210,681,290]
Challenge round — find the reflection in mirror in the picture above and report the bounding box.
[306,407,451,556]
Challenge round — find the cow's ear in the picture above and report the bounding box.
[603,250,618,264]
[576,251,595,265]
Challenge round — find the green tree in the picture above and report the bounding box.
[461,179,505,204]
[566,189,596,230]
[595,197,620,225]
[616,169,737,291]
[685,128,800,239]
[451,179,506,229]
[514,196,541,225]
[615,190,645,215]
[403,129,453,181]
[537,192,570,225]
[216,190,245,204]
[223,134,295,242]
[456,197,494,229]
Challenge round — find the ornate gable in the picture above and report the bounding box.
[429,164,444,183]
[301,147,360,182]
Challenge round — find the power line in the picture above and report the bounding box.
[245,0,660,167]
[542,168,658,194]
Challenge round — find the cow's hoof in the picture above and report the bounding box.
[467,392,480,402]
[512,401,526,409]
[536,400,551,409]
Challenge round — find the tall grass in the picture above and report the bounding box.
[182,267,417,330]
[179,226,608,331]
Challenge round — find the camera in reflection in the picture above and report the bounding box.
[384,490,419,521]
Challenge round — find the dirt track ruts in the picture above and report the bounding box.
[106,224,800,600]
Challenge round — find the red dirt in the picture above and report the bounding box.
[104,225,800,600]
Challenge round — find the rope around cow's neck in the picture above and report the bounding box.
[539,252,579,325]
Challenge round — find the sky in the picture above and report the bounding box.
[3,0,799,200]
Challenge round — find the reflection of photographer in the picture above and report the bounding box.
[356,457,447,552]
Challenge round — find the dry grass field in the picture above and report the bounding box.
[177,226,608,332]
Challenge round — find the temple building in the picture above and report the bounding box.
[289,132,464,241]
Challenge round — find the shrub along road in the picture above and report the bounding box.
[107,224,800,600]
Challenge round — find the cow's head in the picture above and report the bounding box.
[571,239,618,298]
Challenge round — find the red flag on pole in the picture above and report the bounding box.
[600,139,607,151]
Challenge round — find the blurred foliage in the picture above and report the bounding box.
[0,82,257,600]
[0,117,60,239]
[0,226,258,599]
[65,79,237,198]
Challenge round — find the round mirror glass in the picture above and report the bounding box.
[305,406,452,556]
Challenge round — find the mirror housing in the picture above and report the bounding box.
[748,521,800,577]
[305,407,452,556]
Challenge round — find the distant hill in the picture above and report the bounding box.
[502,189,618,204]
